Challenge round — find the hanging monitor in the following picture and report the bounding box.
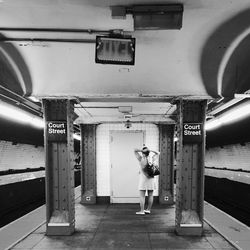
[95,36,135,65]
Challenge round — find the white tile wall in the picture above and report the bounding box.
[96,123,159,196]
[0,140,44,171]
[205,143,250,171]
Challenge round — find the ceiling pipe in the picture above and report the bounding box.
[0,37,96,43]
[0,27,111,34]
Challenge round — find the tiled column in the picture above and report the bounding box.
[43,99,75,235]
[175,99,207,236]
[159,124,175,205]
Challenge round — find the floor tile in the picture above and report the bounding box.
[32,233,94,249]
[149,233,214,249]
[206,235,236,249]
[89,232,151,249]
[12,234,44,249]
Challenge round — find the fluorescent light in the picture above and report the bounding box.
[206,103,250,131]
[205,118,222,131]
[0,102,81,139]
[31,117,44,129]
[28,96,40,102]
[73,134,81,141]
[0,101,43,128]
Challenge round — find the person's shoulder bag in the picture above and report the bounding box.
[144,160,160,178]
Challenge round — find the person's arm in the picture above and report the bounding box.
[134,148,142,161]
[151,150,160,162]
[150,150,160,155]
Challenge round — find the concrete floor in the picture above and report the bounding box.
[11,199,236,250]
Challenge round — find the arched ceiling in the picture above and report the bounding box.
[0,0,250,127]
[0,0,250,99]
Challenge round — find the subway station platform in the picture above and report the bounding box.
[1,187,244,250]
[9,204,236,250]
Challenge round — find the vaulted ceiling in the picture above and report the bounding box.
[0,0,250,144]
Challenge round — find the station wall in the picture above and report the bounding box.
[0,140,44,171]
[205,143,250,171]
[205,143,250,184]
[96,123,159,197]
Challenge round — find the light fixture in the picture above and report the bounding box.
[28,96,40,103]
[125,120,132,129]
[0,101,44,129]
[0,101,81,140]
[205,102,250,131]
[73,134,81,141]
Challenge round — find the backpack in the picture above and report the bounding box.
[144,162,160,178]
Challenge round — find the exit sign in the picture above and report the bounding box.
[183,123,203,143]
[95,36,135,65]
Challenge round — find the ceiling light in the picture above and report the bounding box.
[125,120,132,129]
[28,96,40,102]
[205,102,250,131]
[73,134,81,141]
[0,101,44,129]
[0,101,81,139]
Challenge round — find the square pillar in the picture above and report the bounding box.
[175,99,207,236]
[43,99,76,236]
[159,124,175,205]
[80,124,97,204]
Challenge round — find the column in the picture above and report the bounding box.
[43,99,75,236]
[175,99,207,236]
[159,124,175,205]
[80,124,97,204]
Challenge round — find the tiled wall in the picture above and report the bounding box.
[96,123,159,196]
[205,143,250,171]
[0,140,44,171]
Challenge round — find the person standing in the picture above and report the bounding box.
[134,146,160,215]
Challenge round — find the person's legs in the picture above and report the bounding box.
[136,190,146,214]
[145,190,154,213]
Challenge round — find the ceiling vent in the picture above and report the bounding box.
[118,106,132,113]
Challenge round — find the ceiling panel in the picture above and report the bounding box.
[74,101,176,123]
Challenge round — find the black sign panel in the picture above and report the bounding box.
[95,36,135,65]
[183,123,203,143]
[47,121,67,142]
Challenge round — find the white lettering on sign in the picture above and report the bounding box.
[184,124,201,130]
[47,121,67,141]
[102,40,129,59]
[48,122,66,135]
[184,130,201,136]
[183,123,203,143]
[96,37,134,63]
[48,128,66,134]
[48,122,65,129]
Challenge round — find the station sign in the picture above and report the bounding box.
[47,121,67,142]
[95,36,135,65]
[183,123,203,143]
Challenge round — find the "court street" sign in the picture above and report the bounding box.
[47,121,67,142]
[183,123,203,143]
